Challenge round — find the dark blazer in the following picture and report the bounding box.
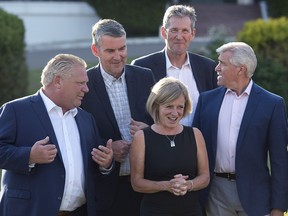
[81,64,156,210]
[193,83,288,216]
[131,49,218,93]
[0,92,104,216]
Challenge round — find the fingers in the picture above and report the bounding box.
[106,139,113,149]
[98,139,113,154]
[91,149,112,167]
[30,136,57,164]
[34,136,50,146]
[173,174,189,180]
[169,175,190,196]
[92,140,114,168]
[111,140,130,162]
[130,119,148,136]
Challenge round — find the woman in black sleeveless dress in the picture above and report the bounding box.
[130,77,210,216]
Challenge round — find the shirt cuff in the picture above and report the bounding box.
[28,163,36,172]
[99,160,114,175]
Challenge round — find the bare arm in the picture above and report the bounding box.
[189,127,210,191]
[130,130,173,194]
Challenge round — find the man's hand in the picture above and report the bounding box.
[130,119,148,137]
[29,136,57,164]
[111,140,130,163]
[92,139,113,168]
[270,209,284,216]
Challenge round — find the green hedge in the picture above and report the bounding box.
[237,17,288,111]
[86,0,167,36]
[266,0,288,18]
[0,9,28,106]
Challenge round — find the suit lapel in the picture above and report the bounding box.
[91,66,119,129]
[236,83,261,151]
[125,66,136,117]
[154,50,167,81]
[189,53,203,92]
[30,92,63,161]
[212,88,226,157]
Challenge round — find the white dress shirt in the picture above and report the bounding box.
[40,89,86,211]
[165,51,199,126]
[215,81,252,173]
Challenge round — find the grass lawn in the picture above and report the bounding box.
[28,68,42,94]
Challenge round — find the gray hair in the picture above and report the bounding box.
[146,77,192,123]
[163,5,197,30]
[216,42,257,78]
[92,19,126,47]
[41,53,87,86]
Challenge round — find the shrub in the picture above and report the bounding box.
[86,0,167,36]
[237,17,288,111]
[266,0,288,18]
[0,9,28,106]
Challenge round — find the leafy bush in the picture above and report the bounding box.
[237,17,288,111]
[266,0,288,18]
[86,0,167,36]
[0,9,28,106]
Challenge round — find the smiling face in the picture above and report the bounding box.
[215,51,241,89]
[91,35,127,78]
[57,65,89,112]
[162,16,195,57]
[158,94,185,130]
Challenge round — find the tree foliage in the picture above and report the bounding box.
[237,17,288,111]
[0,9,28,106]
[86,0,168,36]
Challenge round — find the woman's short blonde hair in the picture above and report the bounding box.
[146,77,192,123]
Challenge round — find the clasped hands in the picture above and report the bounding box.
[169,174,192,196]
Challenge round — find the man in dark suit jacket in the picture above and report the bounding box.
[0,54,113,216]
[81,19,155,216]
[132,5,217,126]
[193,42,288,216]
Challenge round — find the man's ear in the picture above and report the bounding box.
[54,75,62,89]
[91,44,99,57]
[191,28,196,40]
[160,26,167,40]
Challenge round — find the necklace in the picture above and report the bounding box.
[165,135,176,147]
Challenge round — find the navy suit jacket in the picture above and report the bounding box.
[81,64,156,210]
[131,49,218,92]
[0,92,104,216]
[193,83,288,216]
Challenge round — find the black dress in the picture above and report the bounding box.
[141,126,202,216]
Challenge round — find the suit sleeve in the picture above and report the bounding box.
[268,97,288,210]
[0,103,31,174]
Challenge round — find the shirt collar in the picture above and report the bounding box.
[100,64,126,88]
[39,88,78,117]
[226,79,253,97]
[164,49,191,70]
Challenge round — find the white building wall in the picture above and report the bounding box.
[0,1,100,50]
